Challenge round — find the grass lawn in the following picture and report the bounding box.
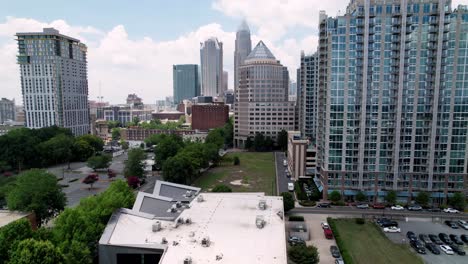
[193,152,276,195]
[331,219,423,264]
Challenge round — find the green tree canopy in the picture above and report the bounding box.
[253,133,266,151]
[277,130,288,151]
[119,140,129,150]
[415,192,430,207]
[0,218,34,264]
[8,238,65,264]
[76,135,104,153]
[355,191,367,202]
[288,244,320,264]
[6,169,66,226]
[86,154,112,171]
[384,190,397,205]
[73,140,94,161]
[124,148,146,178]
[154,134,184,167]
[281,192,295,212]
[448,192,466,210]
[212,185,232,192]
[111,128,121,141]
[162,154,195,184]
[245,137,253,150]
[329,190,342,203]
[38,134,74,168]
[205,128,225,149]
[223,118,234,147]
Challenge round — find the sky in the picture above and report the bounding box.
[0,0,465,104]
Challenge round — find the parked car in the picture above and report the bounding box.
[288,236,305,246]
[321,222,330,229]
[444,220,459,229]
[335,259,345,264]
[283,160,287,166]
[443,208,459,214]
[372,203,385,209]
[356,203,369,209]
[461,234,468,244]
[381,220,399,228]
[410,240,426,254]
[391,205,404,210]
[376,218,389,226]
[407,231,417,242]
[383,226,401,233]
[450,245,466,256]
[449,234,464,245]
[457,220,468,230]
[439,233,453,245]
[425,243,441,255]
[440,245,454,255]
[408,205,423,211]
[288,183,294,191]
[428,234,443,245]
[418,234,432,245]
[317,202,331,208]
[330,245,341,258]
[324,228,333,239]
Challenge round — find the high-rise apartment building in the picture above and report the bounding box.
[234,41,296,147]
[222,70,228,94]
[173,64,200,104]
[234,20,252,91]
[297,52,319,142]
[200,38,223,97]
[16,28,90,135]
[317,0,468,203]
[0,98,15,124]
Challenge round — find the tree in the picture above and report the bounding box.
[127,176,141,189]
[205,128,224,149]
[448,192,466,210]
[355,191,367,202]
[415,191,430,207]
[162,154,195,184]
[0,219,34,264]
[8,238,65,264]
[281,192,295,212]
[111,128,121,141]
[82,174,99,190]
[385,190,397,205]
[277,130,288,151]
[154,135,184,167]
[76,135,104,153]
[223,119,234,147]
[245,137,253,150]
[329,190,342,203]
[119,140,129,150]
[73,140,94,161]
[38,134,74,168]
[212,185,232,192]
[288,244,320,264]
[86,154,112,171]
[253,133,266,151]
[124,148,146,178]
[6,169,66,226]
[106,120,121,129]
[202,143,220,166]
[233,156,240,165]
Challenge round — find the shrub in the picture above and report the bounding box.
[233,156,240,165]
[332,201,346,206]
[355,218,365,225]
[288,244,320,264]
[211,185,232,192]
[329,190,342,202]
[281,192,295,212]
[127,176,140,189]
[295,182,308,201]
[299,200,316,207]
[288,215,305,222]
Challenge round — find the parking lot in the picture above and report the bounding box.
[382,218,468,264]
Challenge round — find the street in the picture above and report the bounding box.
[275,152,294,195]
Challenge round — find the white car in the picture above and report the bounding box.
[440,245,454,255]
[383,226,401,233]
[457,220,468,230]
[321,222,330,229]
[288,183,294,191]
[391,205,404,210]
[283,160,287,166]
[443,208,459,214]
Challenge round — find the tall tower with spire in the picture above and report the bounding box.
[234,20,252,91]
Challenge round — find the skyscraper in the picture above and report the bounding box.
[298,52,319,142]
[234,20,252,90]
[200,38,223,97]
[234,41,295,147]
[317,0,468,203]
[173,64,200,104]
[0,98,15,124]
[16,28,90,135]
[222,71,228,94]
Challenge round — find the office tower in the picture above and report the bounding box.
[234,20,252,90]
[317,0,468,203]
[0,98,15,124]
[173,64,200,104]
[200,38,223,97]
[223,71,228,94]
[126,93,143,109]
[298,52,319,142]
[234,41,295,147]
[16,28,90,135]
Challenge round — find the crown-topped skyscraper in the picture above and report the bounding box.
[234,20,252,91]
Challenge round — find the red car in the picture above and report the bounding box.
[324,228,333,239]
[372,203,386,209]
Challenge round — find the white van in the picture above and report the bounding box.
[283,160,287,166]
[288,183,294,191]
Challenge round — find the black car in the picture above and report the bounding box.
[318,203,331,208]
[444,220,459,229]
[451,245,466,256]
[410,240,426,254]
[288,236,305,246]
[418,234,432,245]
[381,220,399,228]
[407,231,417,242]
[461,234,468,244]
[425,243,441,255]
[376,218,389,226]
[330,246,341,258]
[449,234,464,245]
[428,234,443,245]
[439,233,453,245]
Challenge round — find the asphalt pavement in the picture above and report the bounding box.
[275,152,294,195]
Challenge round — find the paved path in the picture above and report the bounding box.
[275,152,293,195]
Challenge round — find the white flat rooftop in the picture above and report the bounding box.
[107,193,287,264]
[0,210,30,228]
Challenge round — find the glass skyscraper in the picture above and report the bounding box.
[297,52,319,143]
[317,0,468,203]
[173,64,200,104]
[16,28,90,136]
[200,38,223,98]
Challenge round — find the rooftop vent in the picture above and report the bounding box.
[176,201,182,208]
[256,215,265,229]
[186,190,193,197]
[216,253,223,261]
[277,210,284,220]
[152,221,161,232]
[183,257,192,264]
[197,195,204,202]
[177,217,184,224]
[161,237,168,244]
[170,204,177,213]
[258,200,267,210]
[185,218,192,224]
[201,236,211,247]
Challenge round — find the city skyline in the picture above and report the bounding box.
[2,0,464,104]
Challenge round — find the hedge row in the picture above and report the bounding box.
[294,181,308,201]
[288,215,305,222]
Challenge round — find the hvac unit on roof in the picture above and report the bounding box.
[183,257,192,264]
[152,221,161,232]
[176,201,182,208]
[170,204,178,213]
[177,217,185,224]
[258,200,267,210]
[197,195,204,202]
[186,190,193,197]
[201,236,211,247]
[185,218,192,224]
[276,210,284,220]
[256,215,265,229]
[161,237,168,244]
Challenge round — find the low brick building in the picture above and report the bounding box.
[152,111,184,121]
[120,127,197,141]
[191,103,229,131]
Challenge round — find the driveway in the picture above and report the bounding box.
[275,152,294,195]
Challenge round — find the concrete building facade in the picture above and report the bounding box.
[200,38,223,97]
[298,52,319,143]
[173,64,200,104]
[0,98,15,124]
[16,28,90,136]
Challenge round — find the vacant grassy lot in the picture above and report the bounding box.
[330,219,423,264]
[193,152,276,195]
